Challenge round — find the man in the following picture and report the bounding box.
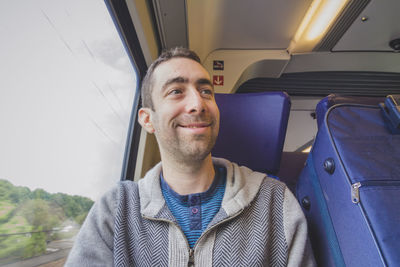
[66,47,315,266]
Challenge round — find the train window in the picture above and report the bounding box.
[0,0,137,265]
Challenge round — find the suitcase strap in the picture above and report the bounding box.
[379,94,400,134]
[307,153,346,267]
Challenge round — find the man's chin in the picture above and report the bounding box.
[177,144,214,163]
[183,150,210,162]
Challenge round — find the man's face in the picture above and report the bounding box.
[142,57,220,162]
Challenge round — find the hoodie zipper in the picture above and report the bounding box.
[144,208,244,266]
[142,216,193,266]
[351,180,400,204]
[188,248,194,266]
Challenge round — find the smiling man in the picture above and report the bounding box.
[138,54,220,196]
[66,48,315,266]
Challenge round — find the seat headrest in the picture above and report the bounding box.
[212,92,291,175]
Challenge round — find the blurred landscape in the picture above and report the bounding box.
[0,179,93,265]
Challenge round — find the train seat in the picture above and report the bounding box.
[212,92,291,176]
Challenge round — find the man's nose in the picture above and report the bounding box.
[186,88,205,114]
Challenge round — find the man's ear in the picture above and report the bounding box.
[138,108,155,134]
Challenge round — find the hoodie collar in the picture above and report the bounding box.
[138,157,266,218]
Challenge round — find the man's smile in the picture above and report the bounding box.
[177,122,213,134]
[178,122,212,128]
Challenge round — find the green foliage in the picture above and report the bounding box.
[20,199,62,230]
[75,211,89,225]
[0,179,94,221]
[31,188,52,201]
[0,215,30,235]
[0,215,32,264]
[0,202,17,224]
[0,180,14,200]
[0,179,95,262]
[0,232,31,261]
[22,228,46,259]
[0,180,31,204]
[9,187,31,203]
[51,193,94,219]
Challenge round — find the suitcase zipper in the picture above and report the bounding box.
[351,180,400,204]
[351,182,362,203]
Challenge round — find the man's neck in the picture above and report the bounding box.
[161,154,215,195]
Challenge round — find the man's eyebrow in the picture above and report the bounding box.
[162,76,188,91]
[196,78,213,87]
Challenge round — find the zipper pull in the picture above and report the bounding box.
[351,182,362,204]
[188,248,194,266]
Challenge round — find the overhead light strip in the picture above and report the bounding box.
[293,0,322,43]
[289,0,351,53]
[307,0,349,41]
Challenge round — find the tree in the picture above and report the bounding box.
[31,188,51,201]
[20,199,61,230]
[0,179,31,203]
[22,227,46,259]
[9,186,31,203]
[0,179,14,201]
[75,211,89,225]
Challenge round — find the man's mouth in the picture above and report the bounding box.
[178,122,212,128]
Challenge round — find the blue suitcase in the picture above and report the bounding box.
[296,103,400,267]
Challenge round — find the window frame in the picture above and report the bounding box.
[104,0,148,181]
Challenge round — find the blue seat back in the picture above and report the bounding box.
[212,92,291,175]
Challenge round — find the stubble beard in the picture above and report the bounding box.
[164,130,217,164]
[153,111,220,165]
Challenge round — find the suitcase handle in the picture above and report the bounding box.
[379,94,400,134]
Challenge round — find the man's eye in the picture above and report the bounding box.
[169,89,182,95]
[201,89,213,95]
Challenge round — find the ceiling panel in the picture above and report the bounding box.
[187,0,312,60]
[333,0,400,51]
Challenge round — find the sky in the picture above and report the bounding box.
[0,0,137,200]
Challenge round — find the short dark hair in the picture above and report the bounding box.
[141,47,201,109]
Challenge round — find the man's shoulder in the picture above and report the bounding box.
[116,180,141,202]
[215,156,286,190]
[261,175,288,191]
[257,175,288,204]
[119,180,139,190]
[234,160,290,207]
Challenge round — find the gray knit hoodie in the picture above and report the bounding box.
[66,157,315,266]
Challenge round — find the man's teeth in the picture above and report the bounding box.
[183,125,206,128]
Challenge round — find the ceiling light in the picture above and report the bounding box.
[289,0,351,53]
[307,0,349,41]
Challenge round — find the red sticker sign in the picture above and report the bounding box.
[213,75,224,86]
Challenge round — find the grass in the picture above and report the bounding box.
[0,201,15,217]
[0,201,17,224]
[0,207,35,263]
[0,215,30,234]
[0,232,32,263]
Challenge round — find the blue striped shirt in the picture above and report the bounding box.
[160,165,226,248]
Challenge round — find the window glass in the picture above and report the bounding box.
[0,0,137,265]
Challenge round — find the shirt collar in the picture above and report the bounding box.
[160,165,226,205]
